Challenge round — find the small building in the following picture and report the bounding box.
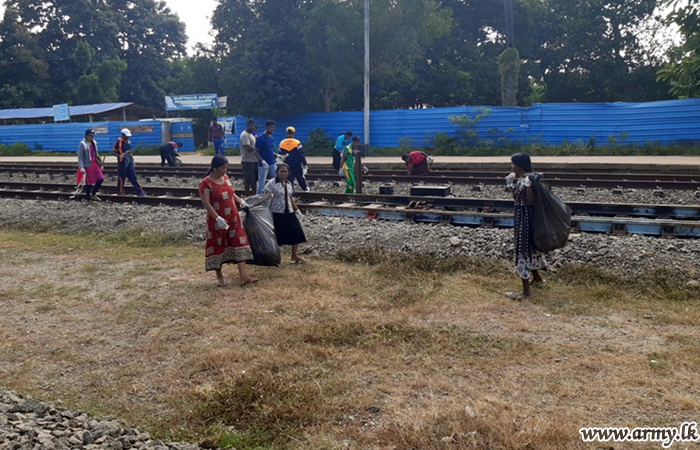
[0,102,160,125]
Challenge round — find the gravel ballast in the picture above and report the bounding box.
[0,198,699,282]
[0,388,204,450]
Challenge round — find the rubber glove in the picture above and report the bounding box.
[80,167,86,174]
[239,200,250,211]
[338,168,345,176]
[261,160,270,169]
[302,166,308,176]
[215,216,229,230]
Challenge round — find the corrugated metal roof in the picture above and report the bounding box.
[0,102,134,120]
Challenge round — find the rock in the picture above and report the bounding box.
[449,237,461,246]
[366,405,381,414]
[612,188,623,195]
[653,189,665,198]
[687,280,700,288]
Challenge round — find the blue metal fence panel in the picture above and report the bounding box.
[170,121,195,152]
[5,100,697,151]
[0,121,163,152]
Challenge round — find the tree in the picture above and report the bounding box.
[0,6,50,108]
[658,0,700,98]
[302,0,363,111]
[0,0,186,109]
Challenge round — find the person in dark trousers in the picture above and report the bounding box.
[277,126,309,192]
[112,128,146,197]
[239,119,259,196]
[333,131,352,171]
[263,163,307,264]
[159,141,182,166]
[77,128,104,201]
[208,118,226,156]
[255,120,277,194]
[505,153,546,300]
[402,151,431,175]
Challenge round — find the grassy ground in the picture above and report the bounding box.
[0,228,699,450]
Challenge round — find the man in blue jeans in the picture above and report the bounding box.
[256,120,277,194]
[208,118,226,156]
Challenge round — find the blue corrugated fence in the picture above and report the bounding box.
[0,121,168,152]
[228,99,700,148]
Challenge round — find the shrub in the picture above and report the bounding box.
[0,142,31,156]
[303,127,332,156]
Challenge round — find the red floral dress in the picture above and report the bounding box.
[199,175,253,271]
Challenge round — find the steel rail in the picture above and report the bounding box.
[1,165,699,189]
[0,186,697,237]
[1,162,699,183]
[1,180,699,220]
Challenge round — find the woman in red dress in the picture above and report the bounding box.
[199,156,258,286]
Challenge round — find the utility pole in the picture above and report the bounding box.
[364,0,370,152]
[504,0,514,47]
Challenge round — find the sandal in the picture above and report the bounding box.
[292,258,306,264]
[531,280,546,288]
[239,277,259,286]
[216,280,228,287]
[505,291,529,301]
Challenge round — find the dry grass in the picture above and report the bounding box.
[0,229,699,450]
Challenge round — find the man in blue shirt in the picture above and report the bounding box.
[333,131,352,171]
[256,120,277,194]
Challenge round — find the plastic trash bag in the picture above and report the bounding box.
[531,177,572,253]
[241,192,281,266]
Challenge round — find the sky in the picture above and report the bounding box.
[0,0,218,54]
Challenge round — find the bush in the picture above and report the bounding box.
[130,145,161,155]
[0,142,31,156]
[303,127,332,156]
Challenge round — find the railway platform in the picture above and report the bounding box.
[1,155,699,172]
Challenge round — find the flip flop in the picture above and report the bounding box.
[505,291,529,301]
[240,278,259,286]
[531,280,547,287]
[216,280,228,287]
[292,259,306,265]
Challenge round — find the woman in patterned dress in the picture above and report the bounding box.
[505,153,546,300]
[199,156,258,287]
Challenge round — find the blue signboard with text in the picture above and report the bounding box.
[165,94,218,111]
[52,103,70,122]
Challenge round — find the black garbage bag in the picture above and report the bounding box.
[241,192,281,266]
[531,177,572,253]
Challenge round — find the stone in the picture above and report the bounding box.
[653,189,665,198]
[687,280,700,289]
[611,188,623,195]
[449,237,461,246]
[471,185,483,192]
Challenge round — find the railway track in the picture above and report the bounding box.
[1,163,699,190]
[1,180,698,237]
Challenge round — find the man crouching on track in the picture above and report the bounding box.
[112,128,146,197]
[277,126,309,192]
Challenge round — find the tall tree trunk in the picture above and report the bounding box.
[499,47,521,106]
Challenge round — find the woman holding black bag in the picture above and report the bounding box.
[505,153,547,300]
[263,163,307,264]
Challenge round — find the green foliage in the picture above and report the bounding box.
[0,142,31,156]
[129,145,161,156]
[658,1,700,98]
[448,108,492,146]
[303,128,333,156]
[0,0,186,109]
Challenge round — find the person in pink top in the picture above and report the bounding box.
[77,128,104,201]
[401,151,431,175]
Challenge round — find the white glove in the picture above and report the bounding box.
[208,141,213,147]
[239,200,249,210]
[295,210,303,222]
[261,160,269,169]
[362,165,369,174]
[215,216,229,230]
[339,168,345,176]
[80,167,86,174]
[302,166,308,176]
